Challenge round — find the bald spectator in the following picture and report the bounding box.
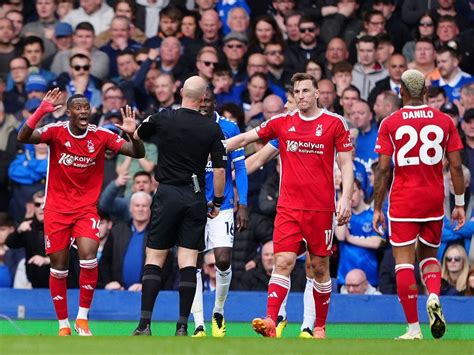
[352,36,388,101]
[227,7,249,34]
[51,21,110,80]
[324,37,349,79]
[63,0,114,35]
[98,191,152,291]
[373,90,400,123]
[318,79,337,112]
[350,100,378,168]
[431,46,474,103]
[265,42,292,89]
[100,16,142,78]
[0,18,17,78]
[156,36,188,83]
[340,269,381,295]
[262,94,284,121]
[368,53,406,108]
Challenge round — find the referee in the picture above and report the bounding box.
[131,76,226,336]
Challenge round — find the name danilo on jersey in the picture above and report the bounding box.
[402,110,434,119]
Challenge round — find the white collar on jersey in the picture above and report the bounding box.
[298,108,325,121]
[402,104,428,109]
[67,122,89,139]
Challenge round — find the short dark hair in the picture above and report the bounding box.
[67,94,87,108]
[218,103,245,127]
[75,22,95,34]
[437,45,459,59]
[437,15,457,25]
[160,5,183,21]
[342,85,361,98]
[332,61,352,75]
[364,9,384,23]
[69,53,90,66]
[415,37,435,48]
[21,35,45,53]
[298,15,317,27]
[376,33,393,46]
[114,0,136,16]
[357,35,378,48]
[291,72,318,90]
[117,49,135,59]
[426,86,447,99]
[213,64,232,77]
[0,212,14,228]
[133,171,152,180]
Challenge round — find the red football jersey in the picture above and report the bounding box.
[37,122,126,213]
[257,109,353,211]
[375,105,464,221]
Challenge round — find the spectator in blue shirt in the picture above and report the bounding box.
[336,179,385,287]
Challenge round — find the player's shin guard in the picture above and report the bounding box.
[178,266,197,327]
[138,264,162,330]
[50,268,69,322]
[266,274,290,322]
[313,279,331,328]
[419,258,441,296]
[301,277,316,330]
[395,264,419,324]
[191,268,205,329]
[214,266,232,315]
[77,258,98,320]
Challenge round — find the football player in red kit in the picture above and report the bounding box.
[17,89,145,336]
[373,69,465,339]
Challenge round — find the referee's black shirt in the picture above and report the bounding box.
[136,108,227,188]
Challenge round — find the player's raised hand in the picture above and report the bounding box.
[372,209,386,236]
[336,196,351,226]
[451,206,466,231]
[116,105,137,135]
[42,87,63,112]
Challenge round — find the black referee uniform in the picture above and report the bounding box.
[133,107,226,336]
[137,108,226,250]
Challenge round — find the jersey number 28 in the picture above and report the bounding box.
[395,125,444,166]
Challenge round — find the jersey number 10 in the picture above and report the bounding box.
[395,125,444,167]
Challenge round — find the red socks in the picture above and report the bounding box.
[420,257,441,296]
[50,268,68,320]
[313,280,332,328]
[395,264,419,324]
[79,259,98,309]
[266,274,290,322]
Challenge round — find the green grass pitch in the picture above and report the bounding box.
[1,321,474,355]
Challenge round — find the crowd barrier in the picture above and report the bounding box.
[1,289,473,323]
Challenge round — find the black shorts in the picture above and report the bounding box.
[148,183,207,251]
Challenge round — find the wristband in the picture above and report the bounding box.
[213,195,224,207]
[25,101,53,129]
[454,194,465,207]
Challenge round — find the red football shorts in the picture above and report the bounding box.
[44,208,101,254]
[389,219,444,248]
[273,206,335,257]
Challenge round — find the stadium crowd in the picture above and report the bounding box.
[0,0,473,298]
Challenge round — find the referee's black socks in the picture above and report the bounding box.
[177,266,197,328]
[138,264,162,330]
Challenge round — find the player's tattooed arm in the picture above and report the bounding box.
[372,154,392,235]
[117,105,145,159]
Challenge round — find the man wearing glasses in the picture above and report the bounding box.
[66,53,101,109]
[196,48,219,83]
[285,15,325,74]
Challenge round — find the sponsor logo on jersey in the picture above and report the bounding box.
[58,152,96,168]
[87,140,95,153]
[402,110,434,119]
[286,140,325,154]
[315,124,323,136]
